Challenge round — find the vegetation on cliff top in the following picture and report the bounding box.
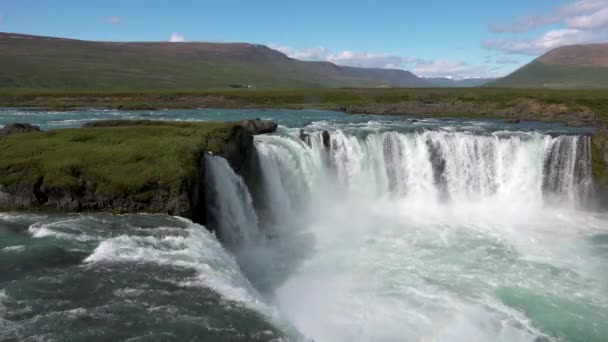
[0,121,236,196]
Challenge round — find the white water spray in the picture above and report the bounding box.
[257,130,592,207]
[204,156,260,246]
[250,128,605,342]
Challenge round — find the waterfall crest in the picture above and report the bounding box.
[255,130,593,208]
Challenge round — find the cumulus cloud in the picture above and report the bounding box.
[484,28,604,55]
[169,33,186,42]
[105,16,122,25]
[490,0,608,33]
[269,44,499,79]
[269,45,329,60]
[485,0,608,56]
[565,7,608,29]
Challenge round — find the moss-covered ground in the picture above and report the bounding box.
[0,121,237,196]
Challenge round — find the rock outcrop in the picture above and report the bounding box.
[0,123,41,137]
[322,130,331,150]
[240,118,278,135]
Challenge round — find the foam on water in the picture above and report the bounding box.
[85,219,262,306]
[250,127,608,341]
[2,245,25,253]
[82,217,302,338]
[29,222,98,242]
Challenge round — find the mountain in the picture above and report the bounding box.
[489,44,608,89]
[0,32,427,91]
[424,77,496,87]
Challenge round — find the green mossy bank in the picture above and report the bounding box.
[0,120,276,221]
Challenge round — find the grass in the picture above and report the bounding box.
[0,121,237,196]
[2,87,608,122]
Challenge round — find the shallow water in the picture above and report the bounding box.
[1,108,606,341]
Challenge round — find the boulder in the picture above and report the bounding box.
[322,130,331,150]
[299,129,311,146]
[240,118,278,135]
[506,118,521,124]
[0,123,42,138]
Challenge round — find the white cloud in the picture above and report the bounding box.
[490,0,608,33]
[169,33,186,42]
[485,0,608,56]
[269,44,418,69]
[326,51,419,69]
[484,28,605,55]
[269,44,499,79]
[105,16,122,25]
[565,7,608,29]
[269,44,329,60]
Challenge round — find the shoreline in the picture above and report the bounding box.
[1,88,607,127]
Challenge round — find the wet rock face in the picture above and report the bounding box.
[240,119,278,135]
[0,123,42,138]
[299,130,311,146]
[322,130,331,150]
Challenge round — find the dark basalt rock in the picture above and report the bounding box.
[506,118,521,124]
[299,129,311,146]
[0,123,42,137]
[322,130,331,150]
[240,118,278,135]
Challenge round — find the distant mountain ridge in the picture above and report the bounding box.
[490,43,608,89]
[0,32,428,91]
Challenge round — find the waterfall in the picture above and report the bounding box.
[254,130,593,208]
[204,155,260,246]
[542,135,593,203]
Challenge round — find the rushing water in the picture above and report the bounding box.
[1,108,607,341]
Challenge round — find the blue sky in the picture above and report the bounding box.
[1,0,607,78]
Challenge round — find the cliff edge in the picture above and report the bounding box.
[0,119,276,224]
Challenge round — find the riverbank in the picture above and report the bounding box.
[0,119,276,221]
[2,88,608,126]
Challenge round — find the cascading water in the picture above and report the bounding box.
[204,155,261,246]
[3,107,607,342]
[542,135,593,204]
[256,129,593,206]
[249,127,607,342]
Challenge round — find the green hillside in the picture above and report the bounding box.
[490,44,608,89]
[489,62,608,89]
[0,32,426,91]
